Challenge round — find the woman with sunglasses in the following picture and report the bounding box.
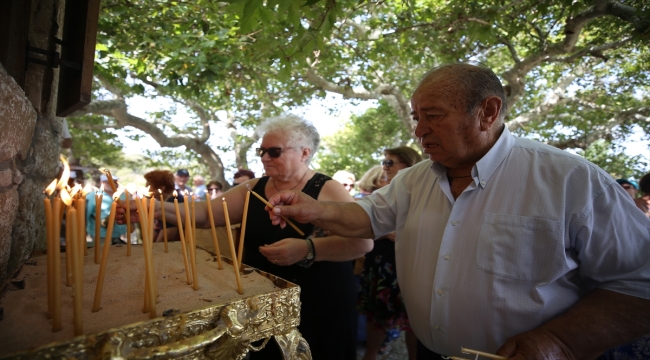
[119,114,373,360]
[358,146,422,360]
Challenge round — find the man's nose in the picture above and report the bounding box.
[414,120,430,138]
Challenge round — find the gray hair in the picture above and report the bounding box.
[256,114,320,164]
[419,63,508,122]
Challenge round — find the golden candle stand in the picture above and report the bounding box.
[0,247,312,360]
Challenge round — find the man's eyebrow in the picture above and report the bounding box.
[410,106,444,115]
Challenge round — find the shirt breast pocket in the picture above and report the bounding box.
[476,212,561,282]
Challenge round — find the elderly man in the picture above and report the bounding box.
[193,175,207,197]
[174,169,192,194]
[267,64,650,359]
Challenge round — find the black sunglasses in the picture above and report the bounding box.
[208,187,221,191]
[381,159,404,167]
[256,147,293,158]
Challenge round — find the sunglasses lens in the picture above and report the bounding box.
[267,148,282,158]
[256,147,283,158]
[382,160,394,167]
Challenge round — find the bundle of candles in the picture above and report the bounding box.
[41,162,288,337]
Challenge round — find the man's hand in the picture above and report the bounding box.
[258,238,308,266]
[267,190,321,227]
[497,328,576,360]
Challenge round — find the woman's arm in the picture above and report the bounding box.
[259,178,374,265]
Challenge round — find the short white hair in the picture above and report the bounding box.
[256,114,320,164]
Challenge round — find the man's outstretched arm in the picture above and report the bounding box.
[267,190,376,239]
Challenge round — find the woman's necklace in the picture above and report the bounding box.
[272,169,309,192]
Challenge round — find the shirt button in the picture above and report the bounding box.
[451,221,458,226]
[437,289,443,295]
[444,254,450,260]
[480,180,486,186]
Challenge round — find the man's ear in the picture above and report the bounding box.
[479,96,502,131]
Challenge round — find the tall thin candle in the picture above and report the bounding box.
[92,198,117,312]
[158,189,168,252]
[184,191,198,290]
[51,196,62,331]
[44,196,54,319]
[94,185,103,264]
[247,187,305,236]
[68,208,83,336]
[172,191,192,284]
[237,191,250,267]
[125,189,132,256]
[205,197,223,269]
[222,198,243,294]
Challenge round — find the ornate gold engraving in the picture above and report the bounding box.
[3,269,311,360]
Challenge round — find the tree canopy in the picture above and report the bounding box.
[67,0,650,183]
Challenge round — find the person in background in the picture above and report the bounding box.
[86,175,127,246]
[616,178,638,198]
[333,170,356,196]
[233,168,255,186]
[359,146,421,360]
[206,180,224,200]
[265,63,650,359]
[634,173,650,217]
[143,170,177,243]
[193,175,207,198]
[174,169,192,193]
[355,165,388,199]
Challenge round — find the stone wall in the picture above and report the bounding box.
[0,0,64,287]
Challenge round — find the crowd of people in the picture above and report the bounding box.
[86,63,649,360]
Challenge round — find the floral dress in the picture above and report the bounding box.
[357,237,410,331]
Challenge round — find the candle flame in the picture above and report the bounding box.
[44,179,57,196]
[125,183,135,192]
[99,183,105,193]
[222,197,226,201]
[70,184,81,197]
[173,190,178,198]
[56,156,70,189]
[158,189,162,194]
[81,183,93,196]
[60,188,73,206]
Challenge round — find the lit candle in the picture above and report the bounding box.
[68,207,83,336]
[247,187,305,236]
[183,191,198,290]
[94,184,103,264]
[222,198,243,294]
[125,189,132,256]
[51,196,62,331]
[61,188,73,287]
[172,191,192,284]
[43,180,56,319]
[80,184,93,257]
[158,189,168,253]
[92,195,118,312]
[204,196,223,269]
[237,191,250,267]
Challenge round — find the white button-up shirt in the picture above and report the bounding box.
[357,127,650,356]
